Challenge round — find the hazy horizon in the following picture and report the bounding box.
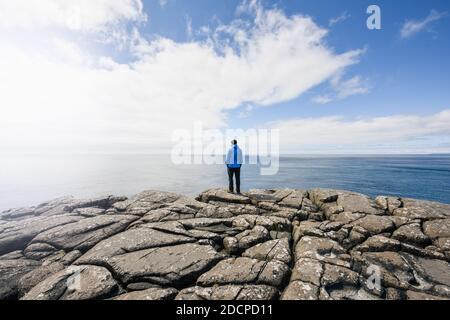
[1,153,450,211]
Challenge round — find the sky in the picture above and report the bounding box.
[0,0,449,154]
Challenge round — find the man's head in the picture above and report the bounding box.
[231,140,237,146]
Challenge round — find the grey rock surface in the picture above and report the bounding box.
[1,188,449,300]
[21,265,118,300]
[113,287,178,300]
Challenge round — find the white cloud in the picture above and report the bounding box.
[329,11,351,27]
[0,0,146,32]
[312,74,370,104]
[235,0,260,16]
[333,75,370,99]
[270,110,450,153]
[400,10,447,38]
[238,105,254,119]
[186,15,193,38]
[311,95,333,104]
[159,0,168,9]
[0,0,364,154]
[51,38,94,66]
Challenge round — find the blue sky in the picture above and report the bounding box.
[139,0,450,125]
[1,0,450,154]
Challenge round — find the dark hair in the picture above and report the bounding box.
[232,140,237,145]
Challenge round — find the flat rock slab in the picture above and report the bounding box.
[281,281,319,300]
[197,257,290,288]
[113,190,182,215]
[17,262,65,296]
[392,223,430,245]
[176,285,279,300]
[423,219,450,239]
[404,254,450,287]
[105,243,224,286]
[223,226,270,254]
[337,193,382,215]
[0,259,41,300]
[351,215,395,235]
[242,238,291,264]
[76,225,196,266]
[0,215,83,255]
[113,287,178,300]
[0,197,75,221]
[31,215,138,253]
[393,199,450,220]
[21,265,117,300]
[197,189,251,205]
[1,195,127,221]
[246,189,291,203]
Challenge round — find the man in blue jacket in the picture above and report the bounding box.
[225,140,243,194]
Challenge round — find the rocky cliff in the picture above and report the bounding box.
[1,188,449,300]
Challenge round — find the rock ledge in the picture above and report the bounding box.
[1,188,449,300]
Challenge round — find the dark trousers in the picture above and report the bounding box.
[227,167,241,193]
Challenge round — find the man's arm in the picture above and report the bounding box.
[225,149,232,164]
[238,148,243,165]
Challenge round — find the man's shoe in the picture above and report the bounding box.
[228,190,234,194]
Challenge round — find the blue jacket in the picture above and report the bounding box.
[226,145,243,169]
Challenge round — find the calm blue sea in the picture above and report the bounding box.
[1,154,449,211]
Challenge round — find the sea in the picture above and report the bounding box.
[1,154,449,211]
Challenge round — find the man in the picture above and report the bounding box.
[225,140,243,194]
